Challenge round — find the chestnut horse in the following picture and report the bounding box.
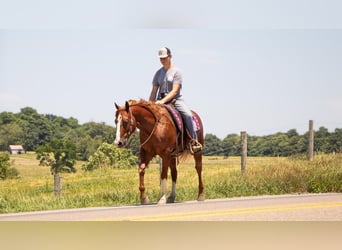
[114,99,204,204]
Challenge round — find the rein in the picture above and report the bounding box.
[129,103,159,149]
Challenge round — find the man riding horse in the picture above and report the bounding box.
[148,47,202,154]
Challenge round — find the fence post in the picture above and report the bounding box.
[54,173,62,198]
[307,120,314,161]
[241,131,247,175]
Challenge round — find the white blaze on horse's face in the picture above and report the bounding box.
[114,114,126,146]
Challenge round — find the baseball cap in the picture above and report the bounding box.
[158,47,171,58]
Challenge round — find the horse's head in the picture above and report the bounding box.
[114,101,137,147]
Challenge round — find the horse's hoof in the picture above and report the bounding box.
[158,195,167,205]
[197,194,205,201]
[141,196,150,205]
[167,196,175,203]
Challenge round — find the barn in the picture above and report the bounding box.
[9,145,25,154]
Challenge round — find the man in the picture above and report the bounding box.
[149,47,202,153]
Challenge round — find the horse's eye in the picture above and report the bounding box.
[122,120,129,127]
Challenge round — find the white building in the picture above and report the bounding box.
[9,145,25,154]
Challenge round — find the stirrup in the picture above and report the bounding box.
[189,140,202,154]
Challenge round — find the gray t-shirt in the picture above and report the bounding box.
[152,66,182,100]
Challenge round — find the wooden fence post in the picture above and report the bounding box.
[241,131,247,175]
[307,120,314,161]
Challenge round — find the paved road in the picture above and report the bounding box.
[1,193,341,221]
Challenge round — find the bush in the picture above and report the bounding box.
[82,143,138,171]
[0,152,19,180]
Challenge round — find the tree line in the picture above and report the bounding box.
[1,107,341,158]
[0,107,116,160]
[204,128,342,157]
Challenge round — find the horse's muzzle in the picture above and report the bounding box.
[114,138,126,147]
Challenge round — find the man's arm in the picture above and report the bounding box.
[156,83,181,104]
[149,85,159,102]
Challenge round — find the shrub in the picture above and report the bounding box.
[82,143,138,171]
[0,152,19,180]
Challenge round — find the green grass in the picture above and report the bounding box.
[0,153,341,214]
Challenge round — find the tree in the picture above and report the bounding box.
[222,134,240,157]
[315,127,331,153]
[0,123,24,151]
[0,152,19,180]
[45,114,80,139]
[19,107,53,151]
[70,122,117,160]
[0,112,18,124]
[36,139,77,196]
[330,128,342,153]
[36,139,77,174]
[203,134,224,156]
[80,122,116,143]
[0,112,24,151]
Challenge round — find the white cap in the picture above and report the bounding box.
[158,47,171,58]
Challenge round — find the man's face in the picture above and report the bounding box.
[160,55,171,69]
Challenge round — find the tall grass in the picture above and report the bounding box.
[0,153,341,214]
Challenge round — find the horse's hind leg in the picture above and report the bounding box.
[194,152,205,201]
[167,157,178,203]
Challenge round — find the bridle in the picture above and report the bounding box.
[125,108,135,137]
[116,103,159,148]
[117,107,134,139]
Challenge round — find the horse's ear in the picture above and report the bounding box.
[114,102,120,110]
[125,101,130,112]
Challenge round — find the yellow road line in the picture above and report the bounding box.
[103,201,342,221]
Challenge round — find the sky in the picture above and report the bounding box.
[1,0,342,139]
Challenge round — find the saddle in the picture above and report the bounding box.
[162,103,200,154]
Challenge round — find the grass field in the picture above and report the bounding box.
[0,153,341,214]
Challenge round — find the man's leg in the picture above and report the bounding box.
[174,99,202,153]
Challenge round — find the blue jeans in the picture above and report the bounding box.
[174,97,198,140]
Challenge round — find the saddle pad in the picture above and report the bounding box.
[193,115,201,131]
[163,104,183,131]
[163,104,200,132]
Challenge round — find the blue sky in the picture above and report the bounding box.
[1,1,342,138]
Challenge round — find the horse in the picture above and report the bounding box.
[114,99,204,205]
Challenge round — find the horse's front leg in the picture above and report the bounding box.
[158,156,170,205]
[138,161,149,205]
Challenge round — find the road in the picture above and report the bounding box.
[1,193,341,221]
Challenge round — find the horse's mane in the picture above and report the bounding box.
[127,99,168,116]
[127,99,152,108]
